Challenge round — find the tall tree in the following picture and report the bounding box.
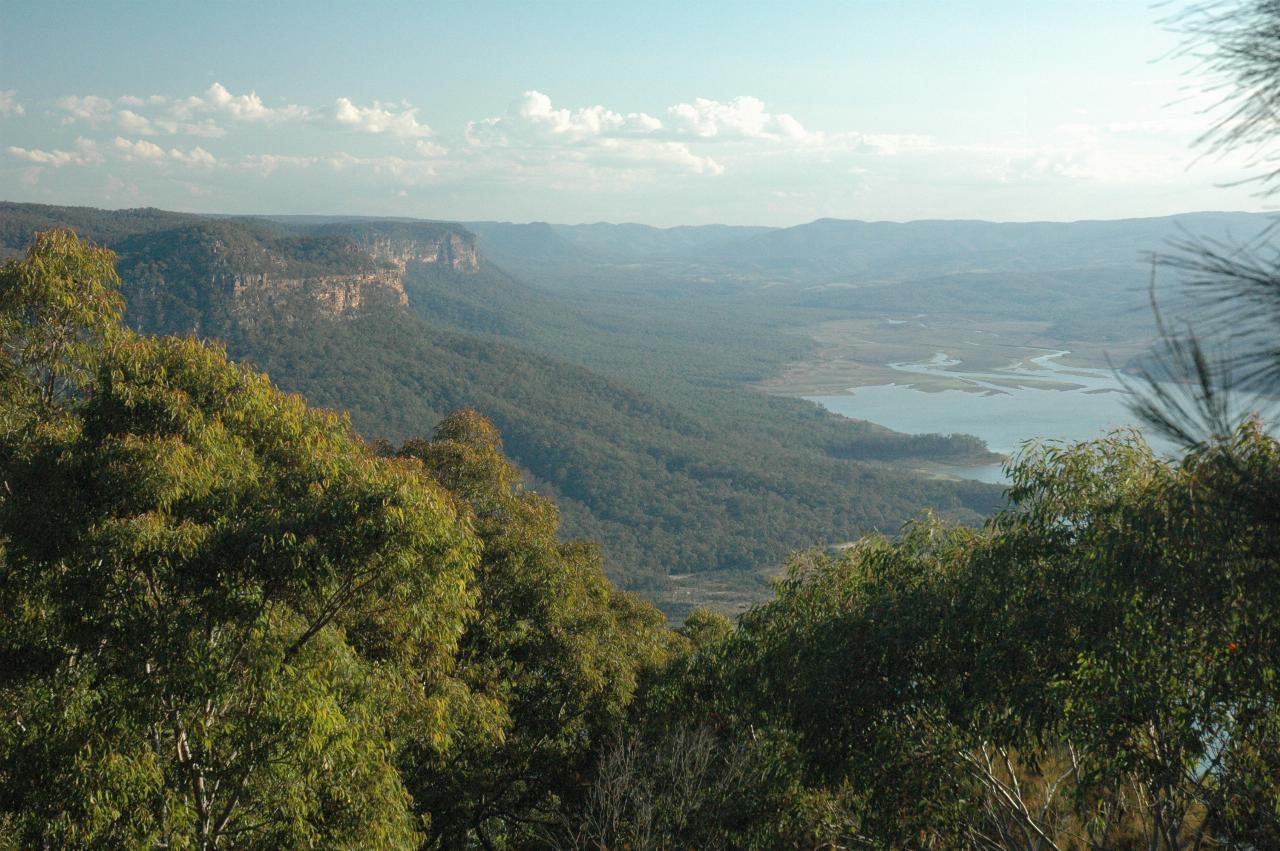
[396,409,671,848]
[0,231,484,849]
[0,228,123,409]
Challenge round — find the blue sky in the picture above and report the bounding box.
[0,0,1265,225]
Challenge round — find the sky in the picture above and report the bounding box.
[0,0,1268,226]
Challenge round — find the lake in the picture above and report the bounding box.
[807,350,1153,483]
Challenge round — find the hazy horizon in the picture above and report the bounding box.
[2,0,1272,226]
[1,198,1269,232]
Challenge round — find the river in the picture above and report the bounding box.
[807,350,1155,483]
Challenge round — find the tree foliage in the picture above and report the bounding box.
[0,228,122,408]
[694,427,1280,849]
[0,308,484,845]
[396,409,671,848]
[0,228,677,849]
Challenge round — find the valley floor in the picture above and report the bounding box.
[755,315,1152,397]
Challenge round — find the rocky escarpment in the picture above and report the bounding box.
[316,222,481,274]
[109,221,416,335]
[0,205,486,335]
[226,267,408,326]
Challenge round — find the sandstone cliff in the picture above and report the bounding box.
[226,267,408,325]
[0,205,485,334]
[316,222,481,274]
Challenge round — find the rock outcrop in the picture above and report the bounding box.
[0,204,486,332]
[316,222,481,274]
[358,231,480,273]
[226,267,408,325]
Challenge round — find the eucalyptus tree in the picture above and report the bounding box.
[396,409,671,849]
[0,231,485,849]
[0,228,123,410]
[719,424,1279,849]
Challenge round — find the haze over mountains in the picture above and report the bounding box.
[468,211,1271,301]
[10,0,1280,843]
[2,201,1271,612]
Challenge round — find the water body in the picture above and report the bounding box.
[807,351,1146,483]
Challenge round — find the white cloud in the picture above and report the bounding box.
[112,136,216,167]
[847,132,934,156]
[38,85,1219,212]
[116,109,225,138]
[56,94,113,124]
[104,174,141,199]
[6,137,103,166]
[466,90,721,176]
[335,97,433,137]
[114,136,167,161]
[235,151,440,184]
[470,90,666,146]
[117,94,169,107]
[58,89,236,135]
[171,83,312,123]
[168,146,217,166]
[0,90,24,116]
[667,96,814,141]
[240,153,321,176]
[205,82,309,121]
[115,109,154,134]
[325,151,439,185]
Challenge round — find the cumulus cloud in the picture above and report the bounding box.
[50,82,314,151]
[56,88,244,136]
[667,96,813,141]
[0,90,24,116]
[116,109,225,138]
[57,94,113,124]
[848,132,934,156]
[461,91,920,180]
[240,153,322,176]
[6,137,103,166]
[113,136,167,161]
[234,151,440,185]
[203,82,310,121]
[415,139,448,157]
[466,90,721,176]
[469,90,665,146]
[117,94,169,108]
[113,136,217,166]
[168,146,217,166]
[331,152,439,184]
[169,83,312,123]
[335,97,433,137]
[95,84,315,126]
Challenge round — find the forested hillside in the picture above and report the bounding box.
[0,203,1000,595]
[0,230,674,847]
[2,229,1276,848]
[467,213,1276,362]
[8,0,1280,845]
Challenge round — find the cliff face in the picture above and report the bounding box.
[357,232,480,273]
[226,267,408,325]
[0,205,486,334]
[322,223,481,274]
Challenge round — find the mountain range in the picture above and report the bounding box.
[0,202,1005,610]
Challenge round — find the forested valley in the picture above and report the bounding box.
[1,225,1277,848]
[0,201,1002,611]
[4,0,1280,847]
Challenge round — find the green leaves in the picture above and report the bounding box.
[0,239,484,848]
[704,426,1280,847]
[0,232,676,849]
[0,228,123,409]
[397,410,671,847]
